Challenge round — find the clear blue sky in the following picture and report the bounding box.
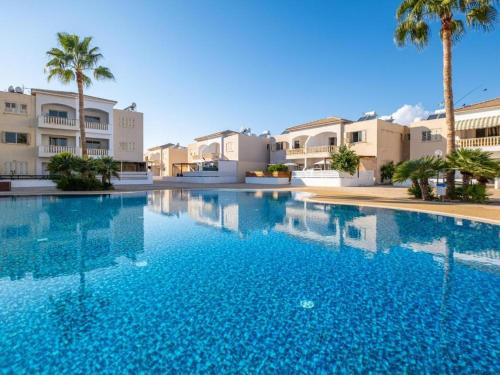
[2,0,498,148]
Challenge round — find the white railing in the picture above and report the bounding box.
[286,148,305,156]
[85,121,109,131]
[87,148,110,156]
[39,145,78,155]
[306,145,337,154]
[38,116,109,131]
[40,116,78,127]
[293,170,342,178]
[458,136,500,148]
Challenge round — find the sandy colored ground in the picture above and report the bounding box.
[1,181,499,224]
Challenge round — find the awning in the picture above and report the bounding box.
[456,115,500,130]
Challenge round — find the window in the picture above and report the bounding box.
[487,127,499,137]
[4,102,28,114]
[422,129,440,142]
[4,102,16,112]
[120,142,136,151]
[275,142,285,151]
[49,137,68,147]
[85,115,101,123]
[225,142,234,152]
[328,137,337,146]
[293,140,301,149]
[4,132,28,144]
[48,110,68,118]
[348,130,365,143]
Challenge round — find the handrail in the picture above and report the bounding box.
[39,145,77,154]
[458,136,500,148]
[39,116,109,131]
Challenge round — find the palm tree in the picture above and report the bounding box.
[95,156,120,186]
[46,152,77,178]
[448,148,500,188]
[393,157,446,200]
[330,145,360,175]
[394,0,497,197]
[45,33,114,157]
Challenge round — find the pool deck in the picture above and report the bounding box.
[1,181,499,224]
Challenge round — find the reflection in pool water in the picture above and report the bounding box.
[0,190,498,373]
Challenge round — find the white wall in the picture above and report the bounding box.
[291,170,374,187]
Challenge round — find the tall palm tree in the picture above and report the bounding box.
[394,0,497,197]
[45,33,114,157]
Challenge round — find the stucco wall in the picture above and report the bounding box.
[113,109,144,162]
[0,92,37,174]
[409,118,447,159]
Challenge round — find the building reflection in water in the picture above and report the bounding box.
[148,189,499,271]
[0,193,147,281]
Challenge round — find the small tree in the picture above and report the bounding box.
[47,152,77,178]
[330,145,360,175]
[380,161,396,183]
[267,164,289,173]
[393,157,446,201]
[448,148,500,185]
[95,157,120,186]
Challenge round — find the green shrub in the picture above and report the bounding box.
[267,164,289,172]
[455,184,488,203]
[330,145,360,175]
[56,175,103,191]
[380,161,395,183]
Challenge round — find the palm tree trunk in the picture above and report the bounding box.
[77,72,87,158]
[419,178,430,201]
[442,19,456,198]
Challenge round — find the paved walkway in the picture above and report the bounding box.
[1,182,499,224]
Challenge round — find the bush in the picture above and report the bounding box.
[455,184,488,203]
[380,161,395,183]
[56,175,104,191]
[267,164,289,172]
[407,181,433,200]
[330,145,360,175]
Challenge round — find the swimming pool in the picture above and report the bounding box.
[0,190,498,373]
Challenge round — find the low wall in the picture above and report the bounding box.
[113,172,153,185]
[162,176,238,184]
[291,170,374,187]
[245,177,290,185]
[11,179,57,188]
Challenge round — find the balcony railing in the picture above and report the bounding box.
[286,145,337,156]
[38,116,110,131]
[85,121,109,131]
[38,145,78,157]
[40,116,78,127]
[286,148,305,156]
[458,136,500,148]
[306,145,337,154]
[190,152,220,160]
[87,148,110,156]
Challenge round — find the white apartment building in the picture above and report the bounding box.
[0,87,144,176]
[144,143,188,177]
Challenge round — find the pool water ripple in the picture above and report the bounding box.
[0,190,498,373]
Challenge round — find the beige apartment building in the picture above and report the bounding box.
[410,98,500,160]
[0,87,144,175]
[270,114,409,183]
[187,129,270,181]
[144,143,188,177]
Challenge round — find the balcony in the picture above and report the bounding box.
[285,145,337,159]
[37,116,110,132]
[84,121,110,132]
[88,148,110,157]
[190,152,220,161]
[38,116,78,131]
[38,145,79,157]
[458,136,500,149]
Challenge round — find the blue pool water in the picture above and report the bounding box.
[0,190,499,373]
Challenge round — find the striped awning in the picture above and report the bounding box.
[455,115,500,130]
